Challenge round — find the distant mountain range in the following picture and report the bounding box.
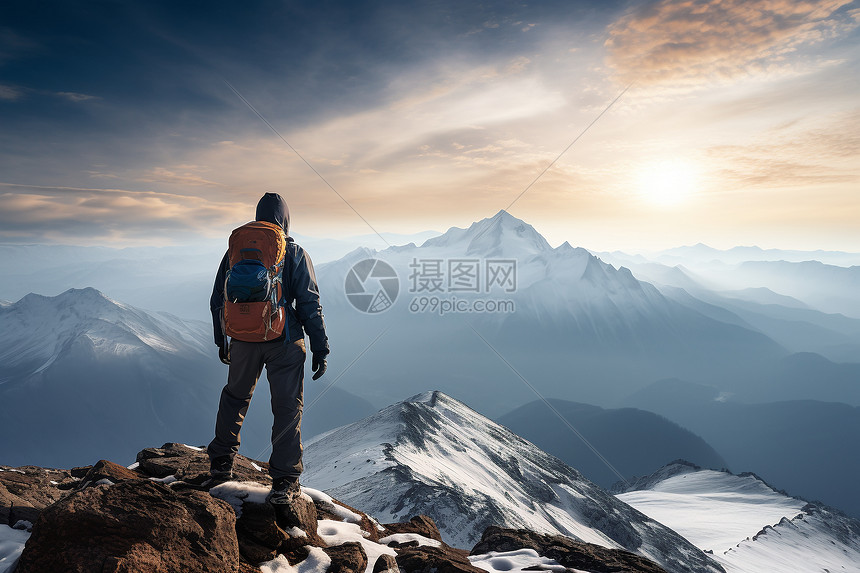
[650,243,860,267]
[314,210,799,412]
[601,246,860,320]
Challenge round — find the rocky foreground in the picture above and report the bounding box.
[0,443,671,573]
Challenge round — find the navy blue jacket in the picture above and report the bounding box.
[210,193,330,357]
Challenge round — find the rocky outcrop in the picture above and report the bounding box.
[472,526,669,573]
[77,459,142,488]
[238,498,326,564]
[8,443,673,573]
[135,443,270,483]
[372,553,401,573]
[323,542,368,573]
[0,465,77,527]
[383,515,443,542]
[395,544,484,573]
[15,480,239,573]
[378,515,483,573]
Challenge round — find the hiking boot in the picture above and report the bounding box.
[267,477,301,505]
[209,455,234,480]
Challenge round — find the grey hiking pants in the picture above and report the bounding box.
[208,338,306,479]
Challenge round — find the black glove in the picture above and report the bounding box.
[311,353,327,380]
[219,342,231,365]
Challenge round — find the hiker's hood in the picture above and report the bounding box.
[256,192,290,236]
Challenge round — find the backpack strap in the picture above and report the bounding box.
[279,243,294,308]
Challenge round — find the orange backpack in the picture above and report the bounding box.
[222,221,287,342]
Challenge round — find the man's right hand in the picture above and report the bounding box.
[219,342,231,365]
[312,353,327,380]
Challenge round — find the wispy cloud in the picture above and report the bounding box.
[0,85,24,101]
[138,167,224,187]
[706,109,860,188]
[0,85,101,102]
[605,0,858,88]
[56,91,100,102]
[0,183,246,244]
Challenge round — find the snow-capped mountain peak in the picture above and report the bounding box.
[420,210,552,258]
[304,391,723,573]
[0,288,208,377]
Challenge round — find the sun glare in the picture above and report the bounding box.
[635,159,700,207]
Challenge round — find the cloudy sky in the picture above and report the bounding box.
[1,0,858,251]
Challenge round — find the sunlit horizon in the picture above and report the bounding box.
[1,1,858,253]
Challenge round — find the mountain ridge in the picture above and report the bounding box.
[304,390,724,573]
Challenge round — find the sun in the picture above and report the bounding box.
[635,159,700,207]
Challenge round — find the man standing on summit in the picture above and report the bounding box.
[208,192,329,505]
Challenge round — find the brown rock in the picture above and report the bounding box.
[235,499,325,564]
[77,460,142,489]
[135,443,214,479]
[372,553,401,573]
[395,544,484,573]
[275,495,328,562]
[324,541,368,573]
[238,502,290,552]
[272,495,320,537]
[15,479,240,573]
[472,527,668,573]
[238,534,278,564]
[70,466,92,478]
[135,443,271,484]
[383,515,442,542]
[0,465,76,526]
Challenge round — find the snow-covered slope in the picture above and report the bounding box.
[303,391,724,573]
[615,462,860,573]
